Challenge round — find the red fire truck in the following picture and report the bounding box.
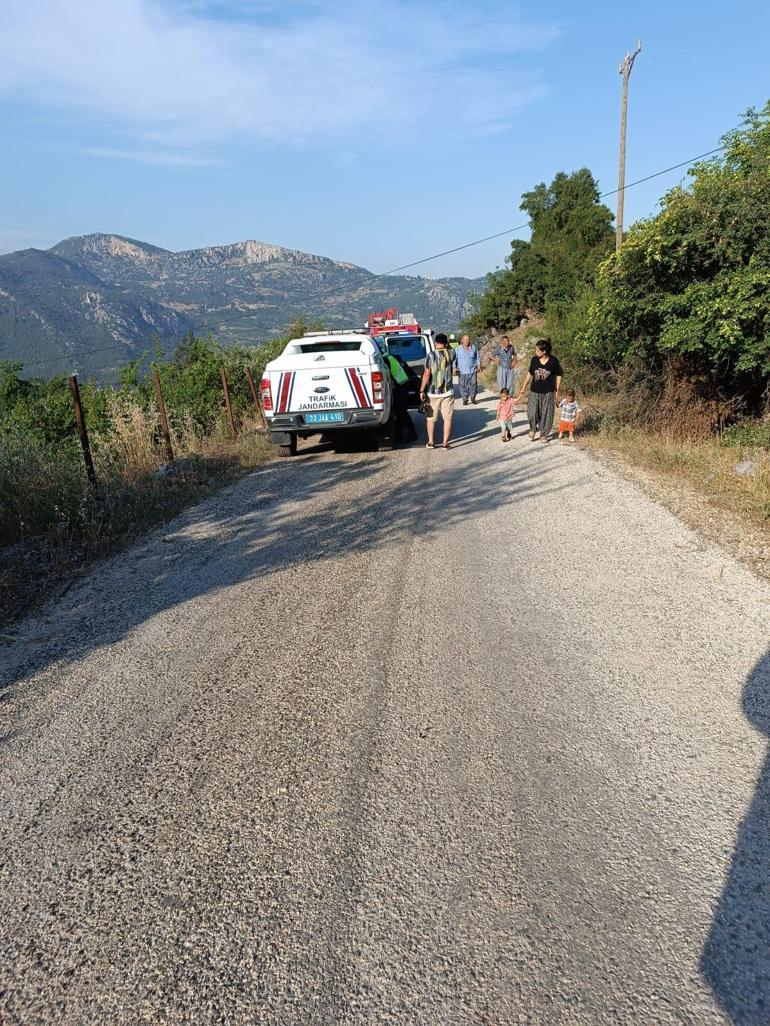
[365,310,435,407]
[366,309,421,338]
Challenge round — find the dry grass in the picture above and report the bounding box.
[575,377,770,573]
[581,426,769,528]
[0,396,272,626]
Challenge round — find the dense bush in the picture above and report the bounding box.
[0,363,112,447]
[0,322,307,453]
[120,334,264,434]
[465,102,770,425]
[582,103,770,406]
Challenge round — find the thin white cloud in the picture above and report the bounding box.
[85,147,221,167]
[0,0,558,156]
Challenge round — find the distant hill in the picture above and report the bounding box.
[0,247,194,378]
[0,233,484,378]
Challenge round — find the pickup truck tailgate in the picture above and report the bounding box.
[268,356,375,415]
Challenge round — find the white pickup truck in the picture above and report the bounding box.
[260,331,395,457]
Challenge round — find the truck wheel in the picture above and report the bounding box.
[276,435,298,457]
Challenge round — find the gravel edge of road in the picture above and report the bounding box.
[581,441,770,584]
[0,450,274,635]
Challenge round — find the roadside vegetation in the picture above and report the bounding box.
[0,328,299,624]
[467,102,770,537]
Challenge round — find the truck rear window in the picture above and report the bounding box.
[386,336,427,362]
[298,341,363,354]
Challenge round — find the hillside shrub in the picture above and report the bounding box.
[721,419,770,449]
[582,103,770,410]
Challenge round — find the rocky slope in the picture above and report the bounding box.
[0,234,484,378]
[0,248,194,378]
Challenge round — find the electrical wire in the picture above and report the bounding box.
[18,340,153,374]
[202,142,726,326]
[15,142,726,374]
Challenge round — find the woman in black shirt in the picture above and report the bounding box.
[516,338,563,442]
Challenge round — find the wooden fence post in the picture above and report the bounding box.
[152,366,174,463]
[245,367,267,431]
[220,367,237,440]
[68,374,98,491]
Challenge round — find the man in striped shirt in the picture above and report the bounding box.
[420,333,456,449]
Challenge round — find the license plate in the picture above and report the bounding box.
[304,411,345,424]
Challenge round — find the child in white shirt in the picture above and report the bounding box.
[558,389,582,442]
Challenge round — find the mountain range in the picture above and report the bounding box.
[0,234,484,379]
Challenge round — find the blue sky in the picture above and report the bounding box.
[1,0,768,278]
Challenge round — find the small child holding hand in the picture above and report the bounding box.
[497,388,516,442]
[558,388,582,442]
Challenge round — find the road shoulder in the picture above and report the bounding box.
[579,441,770,583]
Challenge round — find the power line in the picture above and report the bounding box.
[16,142,726,374]
[196,142,725,329]
[603,145,724,196]
[18,341,149,374]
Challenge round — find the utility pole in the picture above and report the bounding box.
[616,38,642,252]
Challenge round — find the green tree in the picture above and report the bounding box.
[465,168,614,334]
[0,361,111,449]
[520,169,614,307]
[583,103,770,403]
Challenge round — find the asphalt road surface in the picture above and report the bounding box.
[2,396,769,1026]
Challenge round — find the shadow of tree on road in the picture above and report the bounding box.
[0,404,580,703]
[701,648,770,1023]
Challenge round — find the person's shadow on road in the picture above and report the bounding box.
[447,399,497,446]
[701,648,770,1024]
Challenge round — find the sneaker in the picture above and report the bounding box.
[471,397,477,405]
[462,398,468,406]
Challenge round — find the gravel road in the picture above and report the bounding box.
[1,396,768,1025]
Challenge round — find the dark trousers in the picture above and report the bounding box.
[527,392,555,437]
[458,372,478,399]
[393,385,417,442]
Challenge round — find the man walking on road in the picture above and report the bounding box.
[420,332,456,449]
[491,335,517,393]
[455,333,480,405]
